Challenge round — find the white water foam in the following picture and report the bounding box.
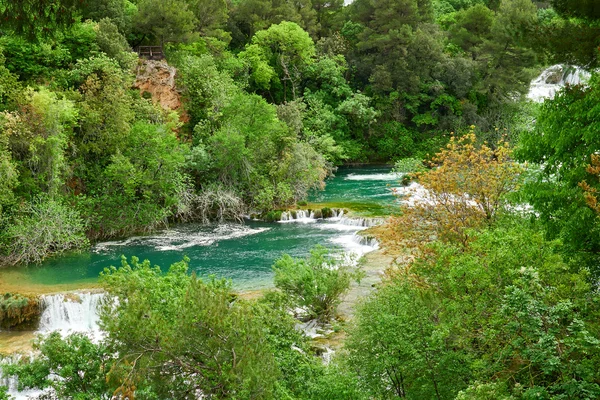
[38,292,104,338]
[528,64,591,102]
[279,210,316,224]
[330,233,379,259]
[94,224,271,252]
[0,355,46,400]
[345,172,403,181]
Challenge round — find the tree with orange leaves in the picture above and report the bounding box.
[381,128,523,257]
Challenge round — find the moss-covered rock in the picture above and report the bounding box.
[321,207,333,218]
[263,210,283,222]
[0,293,41,329]
[313,209,323,219]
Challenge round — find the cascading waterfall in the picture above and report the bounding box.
[335,216,385,228]
[528,64,591,102]
[279,208,383,259]
[279,208,384,227]
[0,293,105,398]
[280,209,315,222]
[38,292,104,337]
[1,356,44,400]
[351,233,379,248]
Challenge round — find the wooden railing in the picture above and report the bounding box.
[136,46,164,61]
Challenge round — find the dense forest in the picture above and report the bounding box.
[0,0,572,265]
[3,0,600,398]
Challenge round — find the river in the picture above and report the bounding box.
[1,165,398,293]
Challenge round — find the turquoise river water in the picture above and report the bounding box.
[5,166,400,291]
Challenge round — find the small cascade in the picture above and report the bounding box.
[336,216,385,228]
[352,233,379,248]
[1,356,44,400]
[279,207,384,227]
[280,209,316,222]
[38,292,104,336]
[528,64,591,102]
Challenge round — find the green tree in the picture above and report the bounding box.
[1,195,88,265]
[186,0,229,38]
[0,0,81,38]
[517,75,600,272]
[2,87,77,198]
[3,332,114,399]
[228,0,319,48]
[350,220,600,399]
[82,122,188,239]
[273,245,362,321]
[134,0,197,46]
[241,21,316,102]
[347,278,470,399]
[447,0,538,105]
[100,256,281,399]
[94,18,137,70]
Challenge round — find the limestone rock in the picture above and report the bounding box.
[134,59,188,121]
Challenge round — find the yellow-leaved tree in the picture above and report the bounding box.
[579,154,600,214]
[380,129,523,266]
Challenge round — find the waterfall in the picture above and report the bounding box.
[528,64,591,102]
[336,217,385,227]
[351,233,379,248]
[0,356,44,400]
[38,292,104,337]
[280,209,316,222]
[278,208,385,226]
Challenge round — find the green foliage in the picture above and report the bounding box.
[394,157,425,174]
[0,121,18,214]
[2,87,77,198]
[134,0,197,46]
[0,53,22,110]
[82,122,188,239]
[100,256,281,399]
[241,21,316,103]
[94,18,137,71]
[273,245,362,321]
[0,293,40,329]
[3,332,114,399]
[228,0,319,49]
[348,278,470,399]
[517,75,600,272]
[348,220,600,399]
[552,0,600,20]
[0,22,99,82]
[0,195,88,265]
[0,0,83,39]
[176,53,238,132]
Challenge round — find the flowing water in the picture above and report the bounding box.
[0,166,398,394]
[527,64,591,102]
[1,166,396,293]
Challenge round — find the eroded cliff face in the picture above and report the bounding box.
[134,59,188,122]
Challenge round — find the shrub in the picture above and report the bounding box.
[272,246,363,322]
[1,196,88,265]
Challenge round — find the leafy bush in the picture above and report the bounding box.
[1,196,88,265]
[3,332,114,399]
[100,256,281,399]
[273,245,362,321]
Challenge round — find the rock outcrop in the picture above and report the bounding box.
[134,59,188,122]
